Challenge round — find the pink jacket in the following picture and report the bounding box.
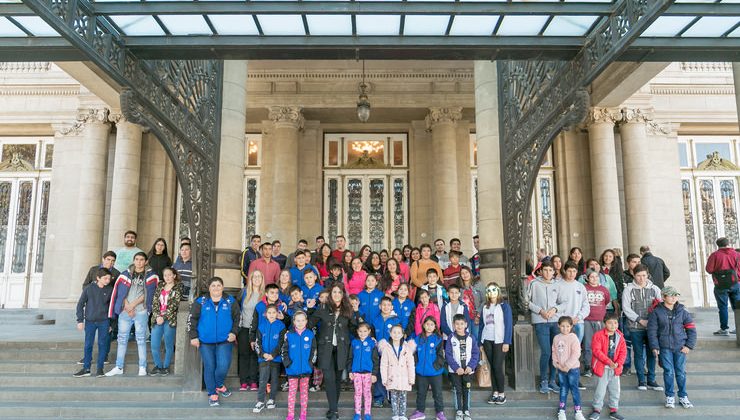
[413,302,441,336]
[346,271,368,296]
[551,332,581,372]
[378,339,417,391]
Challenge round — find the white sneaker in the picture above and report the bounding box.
[266,399,276,409]
[665,396,675,409]
[679,396,693,409]
[558,410,567,420]
[253,401,265,413]
[104,366,123,376]
[463,411,472,420]
[455,410,463,420]
[138,367,147,376]
[392,417,399,420]
[575,410,586,420]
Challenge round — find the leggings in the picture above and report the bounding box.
[322,347,343,413]
[287,377,309,419]
[237,327,258,384]
[482,340,506,393]
[390,390,408,417]
[353,372,373,415]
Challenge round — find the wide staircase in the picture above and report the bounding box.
[0,309,737,420]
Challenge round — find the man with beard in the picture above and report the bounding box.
[113,230,144,273]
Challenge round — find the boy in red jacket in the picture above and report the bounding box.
[588,313,627,420]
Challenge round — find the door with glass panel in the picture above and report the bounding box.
[0,178,50,308]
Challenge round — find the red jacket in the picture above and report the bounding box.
[591,328,627,377]
[705,247,740,283]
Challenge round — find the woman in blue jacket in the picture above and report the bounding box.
[188,277,240,407]
[281,310,316,420]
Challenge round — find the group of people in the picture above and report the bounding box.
[74,231,192,378]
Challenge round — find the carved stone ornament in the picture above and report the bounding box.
[58,107,111,136]
[267,106,305,130]
[697,151,740,171]
[621,107,653,124]
[425,107,463,130]
[646,121,671,136]
[587,107,622,125]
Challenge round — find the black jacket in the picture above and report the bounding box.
[76,283,113,323]
[82,265,120,288]
[641,252,670,289]
[148,253,172,280]
[308,304,357,371]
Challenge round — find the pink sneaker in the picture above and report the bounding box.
[239,383,248,391]
[436,412,447,420]
[249,382,258,391]
[299,415,307,420]
[409,411,426,420]
[285,416,294,420]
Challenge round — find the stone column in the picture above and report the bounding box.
[268,106,304,251]
[473,61,507,285]
[733,63,740,128]
[426,107,462,242]
[106,116,143,250]
[587,107,624,253]
[72,108,112,286]
[214,61,248,290]
[619,108,652,251]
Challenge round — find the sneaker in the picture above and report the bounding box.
[637,382,647,391]
[209,395,219,407]
[588,411,601,420]
[409,411,426,420]
[539,381,550,394]
[647,381,664,391]
[578,381,587,390]
[487,395,497,404]
[622,369,633,376]
[558,410,567,420]
[463,411,471,420]
[287,416,295,420]
[583,370,593,378]
[149,367,161,376]
[299,415,307,420]
[455,411,463,420]
[678,396,693,409]
[266,399,276,409]
[216,385,231,398]
[353,415,361,420]
[495,395,507,405]
[253,401,266,413]
[575,410,586,420]
[160,367,170,376]
[328,412,339,420]
[364,415,372,420]
[435,412,447,420]
[105,366,123,376]
[665,396,675,408]
[73,368,91,377]
[713,328,730,336]
[731,329,737,335]
[281,381,290,392]
[77,357,84,365]
[309,385,321,392]
[104,358,111,365]
[239,383,248,391]
[95,368,105,377]
[249,382,258,391]
[373,400,384,408]
[138,367,147,376]
[548,381,560,392]
[608,412,625,420]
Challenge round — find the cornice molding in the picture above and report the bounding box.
[650,84,734,96]
[0,86,80,97]
[0,62,51,73]
[248,70,473,81]
[679,62,732,73]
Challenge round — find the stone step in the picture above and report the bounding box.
[0,373,185,387]
[0,348,173,362]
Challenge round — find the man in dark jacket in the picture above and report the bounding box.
[639,246,670,289]
[74,268,113,378]
[704,237,740,336]
[82,251,120,288]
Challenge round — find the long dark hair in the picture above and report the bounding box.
[402,245,413,262]
[314,243,334,266]
[148,237,170,259]
[381,258,400,293]
[359,244,372,261]
[347,257,365,278]
[420,315,442,338]
[327,284,353,318]
[364,251,382,272]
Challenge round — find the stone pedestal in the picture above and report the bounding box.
[107,116,143,250]
[268,106,304,251]
[426,107,462,242]
[620,108,652,251]
[587,107,624,253]
[176,301,203,391]
[512,322,536,391]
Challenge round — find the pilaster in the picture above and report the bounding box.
[268,106,303,250]
[426,106,462,243]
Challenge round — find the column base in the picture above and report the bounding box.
[176,302,203,392]
[510,321,536,391]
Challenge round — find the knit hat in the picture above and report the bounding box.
[585,268,599,278]
[662,286,680,297]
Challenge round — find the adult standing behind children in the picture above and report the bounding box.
[249,242,282,285]
[640,246,670,289]
[410,244,443,289]
[147,238,172,280]
[113,230,143,273]
[172,243,193,300]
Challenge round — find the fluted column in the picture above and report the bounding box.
[620,108,652,251]
[107,115,143,250]
[587,107,624,253]
[268,106,304,250]
[426,107,462,242]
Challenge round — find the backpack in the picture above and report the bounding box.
[713,269,737,290]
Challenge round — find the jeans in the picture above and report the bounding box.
[714,283,740,330]
[116,310,148,369]
[592,366,620,411]
[660,349,687,398]
[534,322,559,383]
[415,374,444,413]
[373,378,387,403]
[258,361,280,402]
[83,320,110,370]
[573,323,584,342]
[200,342,233,396]
[558,368,581,409]
[630,329,655,384]
[150,322,176,369]
[583,321,603,367]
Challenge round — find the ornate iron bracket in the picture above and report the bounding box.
[23,0,224,293]
[498,0,674,316]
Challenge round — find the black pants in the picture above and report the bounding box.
[322,346,343,413]
[237,327,259,384]
[415,374,444,413]
[450,373,473,412]
[482,340,506,393]
[257,361,280,402]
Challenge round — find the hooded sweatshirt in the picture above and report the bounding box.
[555,279,590,323]
[622,279,662,331]
[527,277,560,324]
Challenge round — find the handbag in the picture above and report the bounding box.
[476,357,491,388]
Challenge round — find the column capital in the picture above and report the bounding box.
[267,106,304,130]
[586,107,622,125]
[425,107,463,130]
[54,107,111,136]
[620,107,653,124]
[646,121,673,136]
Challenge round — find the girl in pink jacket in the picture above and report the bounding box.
[412,289,441,337]
[379,325,416,420]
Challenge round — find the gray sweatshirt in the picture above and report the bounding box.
[528,277,561,324]
[622,280,662,331]
[555,280,590,324]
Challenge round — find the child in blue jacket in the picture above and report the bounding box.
[370,296,401,343]
[358,274,385,323]
[281,310,316,420]
[348,323,380,420]
[440,284,472,339]
[410,316,446,420]
[393,283,416,333]
[253,304,286,413]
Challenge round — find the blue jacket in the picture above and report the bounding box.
[348,337,379,374]
[187,294,240,344]
[477,301,513,345]
[358,289,385,322]
[249,298,288,342]
[392,298,416,330]
[301,283,323,301]
[440,301,471,338]
[413,333,446,377]
[370,312,401,343]
[647,302,697,352]
[256,318,286,363]
[108,268,159,317]
[281,328,317,377]
[445,332,480,372]
[289,264,319,289]
[287,301,308,319]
